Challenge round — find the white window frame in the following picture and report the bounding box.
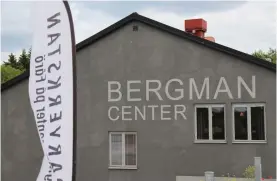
[194,104,226,143]
[109,132,137,169]
[232,103,267,143]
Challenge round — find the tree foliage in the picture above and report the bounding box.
[1,65,23,83]
[252,48,276,64]
[1,49,31,83]
[18,49,30,71]
[27,48,32,62]
[3,53,21,70]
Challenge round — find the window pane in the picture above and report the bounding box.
[111,134,122,166]
[212,107,225,140]
[234,107,248,140]
[125,134,136,166]
[251,106,265,140]
[196,108,209,140]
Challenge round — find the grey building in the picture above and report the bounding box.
[1,13,276,181]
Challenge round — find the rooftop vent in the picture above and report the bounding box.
[184,18,215,42]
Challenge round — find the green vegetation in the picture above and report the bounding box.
[252,48,276,64]
[1,47,276,84]
[242,165,255,180]
[1,65,23,83]
[1,48,31,83]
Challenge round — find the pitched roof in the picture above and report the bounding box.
[1,12,276,92]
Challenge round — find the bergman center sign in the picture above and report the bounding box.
[107,76,256,121]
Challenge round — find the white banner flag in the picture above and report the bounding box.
[29,1,76,181]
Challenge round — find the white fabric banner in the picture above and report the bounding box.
[29,1,75,181]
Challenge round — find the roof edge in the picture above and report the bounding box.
[132,13,276,72]
[1,12,276,92]
[76,12,138,51]
[1,70,29,92]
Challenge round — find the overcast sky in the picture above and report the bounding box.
[1,1,276,62]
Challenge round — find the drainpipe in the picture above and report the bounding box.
[255,157,262,181]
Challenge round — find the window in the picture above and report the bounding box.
[233,104,266,143]
[195,104,226,143]
[109,132,137,169]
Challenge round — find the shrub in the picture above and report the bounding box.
[243,165,255,179]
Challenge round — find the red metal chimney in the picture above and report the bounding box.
[184,18,215,42]
[185,19,207,38]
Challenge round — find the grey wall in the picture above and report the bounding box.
[1,21,276,181]
[176,176,277,181]
[1,80,43,181]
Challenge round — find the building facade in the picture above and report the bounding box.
[1,13,276,181]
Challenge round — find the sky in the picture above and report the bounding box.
[1,1,276,62]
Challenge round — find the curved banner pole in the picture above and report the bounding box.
[28,1,77,181]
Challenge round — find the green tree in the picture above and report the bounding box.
[3,53,21,69]
[18,49,30,70]
[1,48,32,84]
[27,47,32,62]
[252,48,276,64]
[1,65,23,83]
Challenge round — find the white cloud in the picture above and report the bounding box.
[1,1,276,63]
[139,1,276,53]
[1,1,32,36]
[70,3,119,43]
[1,1,32,63]
[69,1,276,54]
